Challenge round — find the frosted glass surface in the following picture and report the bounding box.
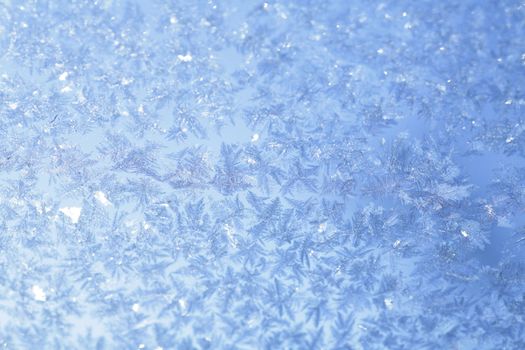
[0,1,524,349]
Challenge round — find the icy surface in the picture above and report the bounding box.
[0,0,524,349]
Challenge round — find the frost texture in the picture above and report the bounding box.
[0,1,524,349]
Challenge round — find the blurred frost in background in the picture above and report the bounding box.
[0,0,524,349]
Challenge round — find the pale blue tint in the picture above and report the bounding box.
[0,0,524,349]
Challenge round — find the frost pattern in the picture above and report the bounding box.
[0,1,524,349]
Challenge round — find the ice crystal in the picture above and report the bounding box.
[0,0,524,349]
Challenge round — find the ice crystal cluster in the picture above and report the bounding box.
[0,0,524,349]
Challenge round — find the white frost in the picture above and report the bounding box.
[132,303,140,312]
[178,298,188,312]
[121,77,133,86]
[60,85,73,93]
[60,207,82,224]
[224,224,238,248]
[94,191,112,206]
[32,285,47,302]
[59,72,69,81]
[177,53,193,62]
